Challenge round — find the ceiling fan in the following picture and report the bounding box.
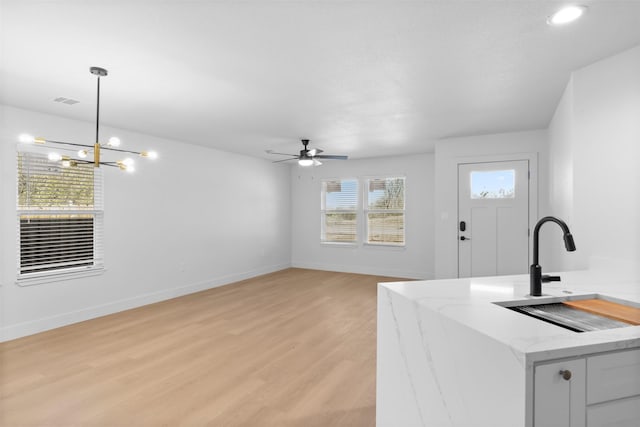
[266,139,348,166]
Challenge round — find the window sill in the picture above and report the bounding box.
[320,241,358,248]
[363,242,406,250]
[16,266,105,287]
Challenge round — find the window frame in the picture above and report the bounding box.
[16,150,104,285]
[320,177,359,245]
[364,176,406,247]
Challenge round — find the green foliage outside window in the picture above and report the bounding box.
[18,153,95,209]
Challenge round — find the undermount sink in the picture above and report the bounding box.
[494,294,640,333]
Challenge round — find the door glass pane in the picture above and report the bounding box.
[470,170,515,199]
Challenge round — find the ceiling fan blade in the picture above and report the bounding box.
[313,159,322,166]
[272,157,297,163]
[314,155,348,160]
[266,150,297,156]
[307,148,323,156]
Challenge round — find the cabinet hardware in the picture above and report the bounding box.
[559,369,572,381]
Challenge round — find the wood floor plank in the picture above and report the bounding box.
[0,268,409,426]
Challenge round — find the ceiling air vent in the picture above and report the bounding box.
[53,97,79,105]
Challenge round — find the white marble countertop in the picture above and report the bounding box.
[380,270,640,362]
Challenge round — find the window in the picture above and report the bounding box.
[17,151,103,280]
[321,178,358,243]
[365,177,405,245]
[470,169,515,199]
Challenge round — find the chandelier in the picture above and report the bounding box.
[19,66,157,173]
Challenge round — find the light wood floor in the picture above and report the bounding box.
[0,268,408,426]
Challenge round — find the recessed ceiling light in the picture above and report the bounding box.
[547,5,587,26]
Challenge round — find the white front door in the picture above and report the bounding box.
[458,160,529,278]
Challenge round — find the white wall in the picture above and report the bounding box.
[291,154,434,279]
[0,105,291,341]
[546,76,579,272]
[547,45,640,277]
[434,130,548,279]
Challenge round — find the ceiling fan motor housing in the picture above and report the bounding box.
[266,138,347,164]
[90,66,108,77]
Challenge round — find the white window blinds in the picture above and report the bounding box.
[366,177,405,246]
[17,152,104,278]
[321,178,358,243]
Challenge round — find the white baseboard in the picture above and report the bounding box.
[291,261,432,281]
[0,263,290,343]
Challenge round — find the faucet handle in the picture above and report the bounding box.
[542,275,561,283]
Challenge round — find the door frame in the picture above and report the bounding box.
[456,153,538,278]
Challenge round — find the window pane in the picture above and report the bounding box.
[20,215,95,274]
[323,179,357,210]
[366,177,406,246]
[470,170,515,199]
[321,178,358,243]
[324,212,357,242]
[367,213,404,245]
[18,153,95,209]
[367,177,405,210]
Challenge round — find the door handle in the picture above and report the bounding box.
[460,236,471,241]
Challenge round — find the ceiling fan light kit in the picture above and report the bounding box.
[268,139,348,167]
[18,67,157,173]
[547,5,587,26]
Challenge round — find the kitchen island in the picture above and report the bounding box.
[377,271,640,427]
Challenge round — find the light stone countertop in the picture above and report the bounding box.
[380,269,640,363]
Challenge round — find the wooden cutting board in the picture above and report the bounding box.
[563,299,640,325]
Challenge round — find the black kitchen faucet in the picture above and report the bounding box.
[530,216,576,296]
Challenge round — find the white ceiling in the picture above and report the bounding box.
[2,1,640,160]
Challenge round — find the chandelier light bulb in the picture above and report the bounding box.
[140,150,158,159]
[117,159,134,172]
[78,149,88,158]
[48,152,63,162]
[19,134,35,144]
[62,160,71,168]
[107,136,121,147]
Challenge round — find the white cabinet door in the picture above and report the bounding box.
[587,395,640,427]
[534,359,586,427]
[587,349,640,404]
[586,349,640,427]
